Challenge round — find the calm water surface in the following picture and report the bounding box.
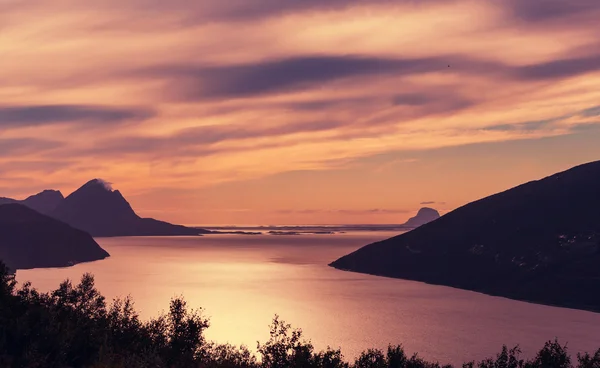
[17,233,600,365]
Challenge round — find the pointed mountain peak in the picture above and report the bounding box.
[82,178,114,192]
[63,178,132,211]
[51,178,204,237]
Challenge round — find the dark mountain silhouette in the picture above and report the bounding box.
[0,197,16,205]
[50,179,208,237]
[402,207,440,228]
[21,190,65,214]
[0,190,64,215]
[0,203,109,271]
[331,160,600,312]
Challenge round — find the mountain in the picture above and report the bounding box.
[0,203,109,271]
[50,179,207,237]
[0,190,64,215]
[330,160,600,312]
[21,190,65,215]
[402,207,440,228]
[0,197,16,205]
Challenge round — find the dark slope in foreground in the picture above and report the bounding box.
[0,204,109,270]
[51,179,207,237]
[331,160,600,312]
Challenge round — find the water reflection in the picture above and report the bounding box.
[16,233,600,366]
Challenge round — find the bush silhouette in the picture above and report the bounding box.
[1,261,599,368]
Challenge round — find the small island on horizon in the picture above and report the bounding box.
[198,207,441,235]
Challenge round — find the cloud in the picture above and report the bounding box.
[176,120,345,143]
[185,0,383,22]
[278,208,410,215]
[515,54,600,80]
[0,160,74,174]
[91,0,448,25]
[391,93,437,106]
[358,208,410,214]
[507,0,600,23]
[483,106,600,133]
[190,92,475,129]
[581,105,600,117]
[569,122,600,132]
[95,178,114,191]
[484,119,556,132]
[144,55,502,100]
[0,138,63,156]
[77,120,347,158]
[420,201,435,204]
[146,51,600,102]
[0,105,156,129]
[137,0,600,26]
[3,0,600,225]
[280,97,380,111]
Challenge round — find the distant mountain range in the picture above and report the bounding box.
[0,204,109,271]
[1,179,208,237]
[331,160,600,312]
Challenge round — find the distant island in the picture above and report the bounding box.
[268,230,336,236]
[402,207,440,227]
[199,213,442,236]
[0,204,109,271]
[2,179,209,237]
[331,160,600,312]
[207,230,263,235]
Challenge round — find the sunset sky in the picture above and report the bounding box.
[1,0,600,225]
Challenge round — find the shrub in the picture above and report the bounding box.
[0,261,597,368]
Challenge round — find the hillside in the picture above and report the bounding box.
[330,160,600,312]
[0,203,109,271]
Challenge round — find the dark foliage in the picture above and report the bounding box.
[0,262,598,368]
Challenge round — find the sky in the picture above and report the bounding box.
[1,0,600,225]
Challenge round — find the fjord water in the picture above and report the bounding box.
[17,233,600,366]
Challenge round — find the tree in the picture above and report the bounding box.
[476,346,523,368]
[354,349,386,368]
[577,349,600,368]
[526,340,570,368]
[258,315,314,368]
[165,296,210,367]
